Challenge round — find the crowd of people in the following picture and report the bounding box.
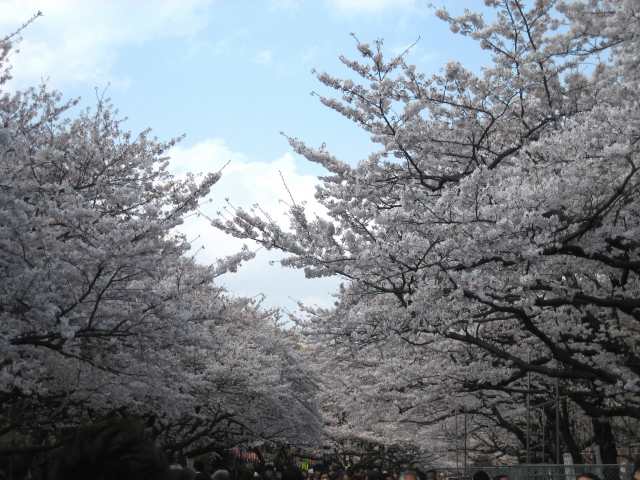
[158,451,425,480]
[2,419,639,480]
[302,465,421,480]
[0,419,433,480]
[472,468,623,480]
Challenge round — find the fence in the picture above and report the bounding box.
[433,464,633,480]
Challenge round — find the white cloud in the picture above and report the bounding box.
[253,49,273,65]
[326,0,415,13]
[0,0,214,88]
[168,138,338,312]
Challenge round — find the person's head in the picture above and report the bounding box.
[400,471,418,480]
[51,418,169,480]
[577,473,600,480]
[494,475,509,480]
[633,465,640,480]
[194,460,205,473]
[321,473,331,480]
[352,471,365,480]
[213,469,231,480]
[473,471,491,480]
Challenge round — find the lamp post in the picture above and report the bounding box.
[555,377,561,464]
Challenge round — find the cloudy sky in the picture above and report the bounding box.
[0,0,489,314]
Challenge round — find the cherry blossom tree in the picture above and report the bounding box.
[0,31,320,458]
[215,0,640,463]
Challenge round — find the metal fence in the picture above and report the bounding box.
[436,464,633,480]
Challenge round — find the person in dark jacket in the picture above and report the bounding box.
[50,418,170,480]
[193,460,209,480]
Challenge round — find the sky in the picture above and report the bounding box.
[0,0,490,315]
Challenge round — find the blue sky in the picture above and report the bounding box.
[1,0,491,314]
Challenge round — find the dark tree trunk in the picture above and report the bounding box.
[592,416,618,464]
[561,398,583,463]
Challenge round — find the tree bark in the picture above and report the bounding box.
[592,416,618,464]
